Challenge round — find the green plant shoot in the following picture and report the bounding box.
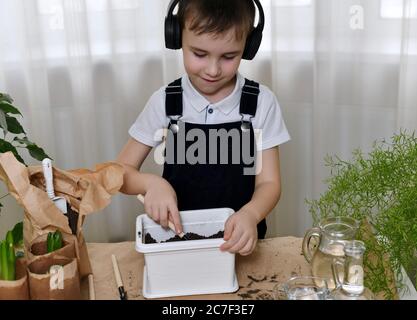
[0,230,16,281]
[47,230,63,253]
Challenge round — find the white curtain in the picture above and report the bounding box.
[0,0,416,242]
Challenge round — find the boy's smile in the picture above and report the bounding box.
[182,22,246,104]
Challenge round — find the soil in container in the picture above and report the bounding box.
[145,231,224,244]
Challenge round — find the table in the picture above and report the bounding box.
[81,237,311,300]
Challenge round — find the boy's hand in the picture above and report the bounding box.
[143,178,183,234]
[219,210,258,256]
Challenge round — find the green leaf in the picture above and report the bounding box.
[12,136,32,146]
[0,241,2,279]
[6,232,16,281]
[13,136,52,162]
[5,231,13,247]
[0,93,50,167]
[0,102,22,116]
[27,142,51,161]
[0,109,8,135]
[5,116,25,135]
[11,222,23,246]
[47,232,53,253]
[0,93,13,104]
[53,230,63,251]
[0,139,26,164]
[0,241,9,280]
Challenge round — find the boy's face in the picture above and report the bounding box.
[182,21,246,100]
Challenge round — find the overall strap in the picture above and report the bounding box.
[165,78,183,118]
[240,79,260,117]
[240,79,260,131]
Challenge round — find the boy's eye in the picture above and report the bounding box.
[223,55,236,60]
[193,52,206,58]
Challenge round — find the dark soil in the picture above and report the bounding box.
[145,231,224,244]
[30,240,69,256]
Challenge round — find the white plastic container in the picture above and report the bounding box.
[136,207,239,299]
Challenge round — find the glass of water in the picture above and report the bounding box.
[273,276,330,300]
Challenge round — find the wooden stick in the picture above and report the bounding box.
[88,274,95,300]
[136,194,186,238]
[111,254,127,300]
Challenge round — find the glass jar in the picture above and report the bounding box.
[273,276,330,300]
[329,240,375,300]
[302,216,360,290]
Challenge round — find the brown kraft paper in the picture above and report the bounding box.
[27,232,77,262]
[0,259,30,300]
[28,256,81,300]
[0,152,124,280]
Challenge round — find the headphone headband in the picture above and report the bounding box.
[253,0,265,32]
[167,0,180,17]
[165,0,264,60]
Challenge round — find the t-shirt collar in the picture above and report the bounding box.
[183,73,244,115]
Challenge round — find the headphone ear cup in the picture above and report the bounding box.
[242,28,263,60]
[165,15,182,49]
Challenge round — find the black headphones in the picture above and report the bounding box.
[165,0,264,60]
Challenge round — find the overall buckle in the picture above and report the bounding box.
[240,114,253,132]
[168,116,182,134]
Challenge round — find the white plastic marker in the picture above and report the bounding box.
[136,194,188,239]
[42,158,67,214]
[111,254,127,300]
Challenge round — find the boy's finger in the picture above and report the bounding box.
[239,239,253,256]
[223,217,235,241]
[220,236,239,252]
[168,203,183,234]
[150,205,159,222]
[220,229,239,251]
[144,202,152,218]
[228,236,248,253]
[159,206,168,229]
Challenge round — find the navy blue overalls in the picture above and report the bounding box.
[162,77,267,239]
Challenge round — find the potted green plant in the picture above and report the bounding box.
[0,92,50,299]
[0,222,24,279]
[0,221,29,299]
[0,92,50,211]
[307,131,417,299]
[0,230,16,281]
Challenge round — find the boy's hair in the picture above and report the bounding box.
[178,0,256,41]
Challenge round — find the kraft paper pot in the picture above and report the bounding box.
[27,233,76,262]
[0,259,30,300]
[76,233,92,279]
[27,255,81,300]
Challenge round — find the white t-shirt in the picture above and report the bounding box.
[129,72,290,150]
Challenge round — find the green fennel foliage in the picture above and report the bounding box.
[307,131,417,299]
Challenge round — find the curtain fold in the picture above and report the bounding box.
[1,0,416,242]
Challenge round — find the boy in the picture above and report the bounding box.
[117,0,290,256]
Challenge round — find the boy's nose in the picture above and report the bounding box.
[205,59,221,78]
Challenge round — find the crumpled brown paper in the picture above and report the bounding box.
[0,151,124,278]
[27,255,81,300]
